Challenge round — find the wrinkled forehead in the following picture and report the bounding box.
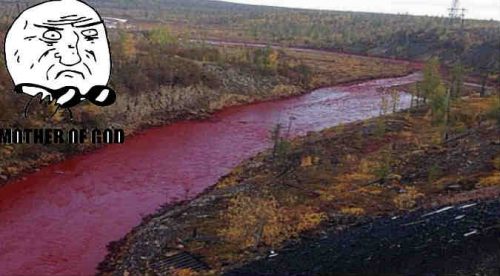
[18,0,102,28]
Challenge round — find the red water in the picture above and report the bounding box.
[0,73,421,276]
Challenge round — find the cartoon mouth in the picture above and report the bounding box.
[55,70,85,80]
[15,84,116,108]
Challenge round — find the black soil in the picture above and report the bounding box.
[228,199,500,275]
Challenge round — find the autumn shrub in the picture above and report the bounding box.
[493,155,500,170]
[111,59,150,93]
[252,47,279,74]
[421,58,441,104]
[171,268,199,276]
[300,156,314,167]
[219,195,281,249]
[270,124,293,168]
[379,93,390,115]
[147,27,177,47]
[486,96,500,125]
[374,118,386,137]
[216,167,243,189]
[114,50,222,94]
[110,29,225,94]
[76,104,108,129]
[219,47,251,66]
[219,194,325,249]
[478,172,500,187]
[334,159,380,184]
[371,150,393,180]
[428,164,443,183]
[390,88,401,112]
[373,163,391,180]
[336,172,374,183]
[278,60,312,87]
[177,46,221,63]
[452,105,482,128]
[393,187,424,210]
[340,207,366,216]
[429,83,447,125]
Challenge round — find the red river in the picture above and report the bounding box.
[0,73,421,275]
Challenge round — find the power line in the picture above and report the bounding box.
[448,0,466,28]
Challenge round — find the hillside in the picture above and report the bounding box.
[80,0,500,76]
[99,93,500,275]
[1,0,498,75]
[0,17,413,185]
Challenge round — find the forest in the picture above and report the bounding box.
[87,0,499,76]
[1,0,498,76]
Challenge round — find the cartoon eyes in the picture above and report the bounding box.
[81,29,98,40]
[42,30,62,41]
[81,29,98,37]
[39,28,99,43]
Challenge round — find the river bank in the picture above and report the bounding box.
[0,46,414,189]
[98,93,500,275]
[0,73,421,275]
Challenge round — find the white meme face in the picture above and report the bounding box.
[4,0,115,108]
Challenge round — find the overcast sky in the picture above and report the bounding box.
[219,0,500,21]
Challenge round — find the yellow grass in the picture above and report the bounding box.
[393,187,424,210]
[340,207,366,216]
[218,195,326,249]
[478,172,500,187]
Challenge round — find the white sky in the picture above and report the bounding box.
[219,0,500,21]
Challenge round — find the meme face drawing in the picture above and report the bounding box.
[4,0,116,116]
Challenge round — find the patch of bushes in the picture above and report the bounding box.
[393,187,424,210]
[219,194,325,249]
[486,96,500,125]
[478,173,500,187]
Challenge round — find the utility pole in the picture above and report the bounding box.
[448,0,460,19]
[460,8,466,28]
[448,0,466,28]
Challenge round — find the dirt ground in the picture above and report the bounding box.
[98,93,500,275]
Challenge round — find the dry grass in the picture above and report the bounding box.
[493,156,500,170]
[171,268,199,276]
[216,167,243,189]
[393,187,425,210]
[478,173,500,187]
[340,207,366,216]
[283,49,412,88]
[218,194,325,249]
